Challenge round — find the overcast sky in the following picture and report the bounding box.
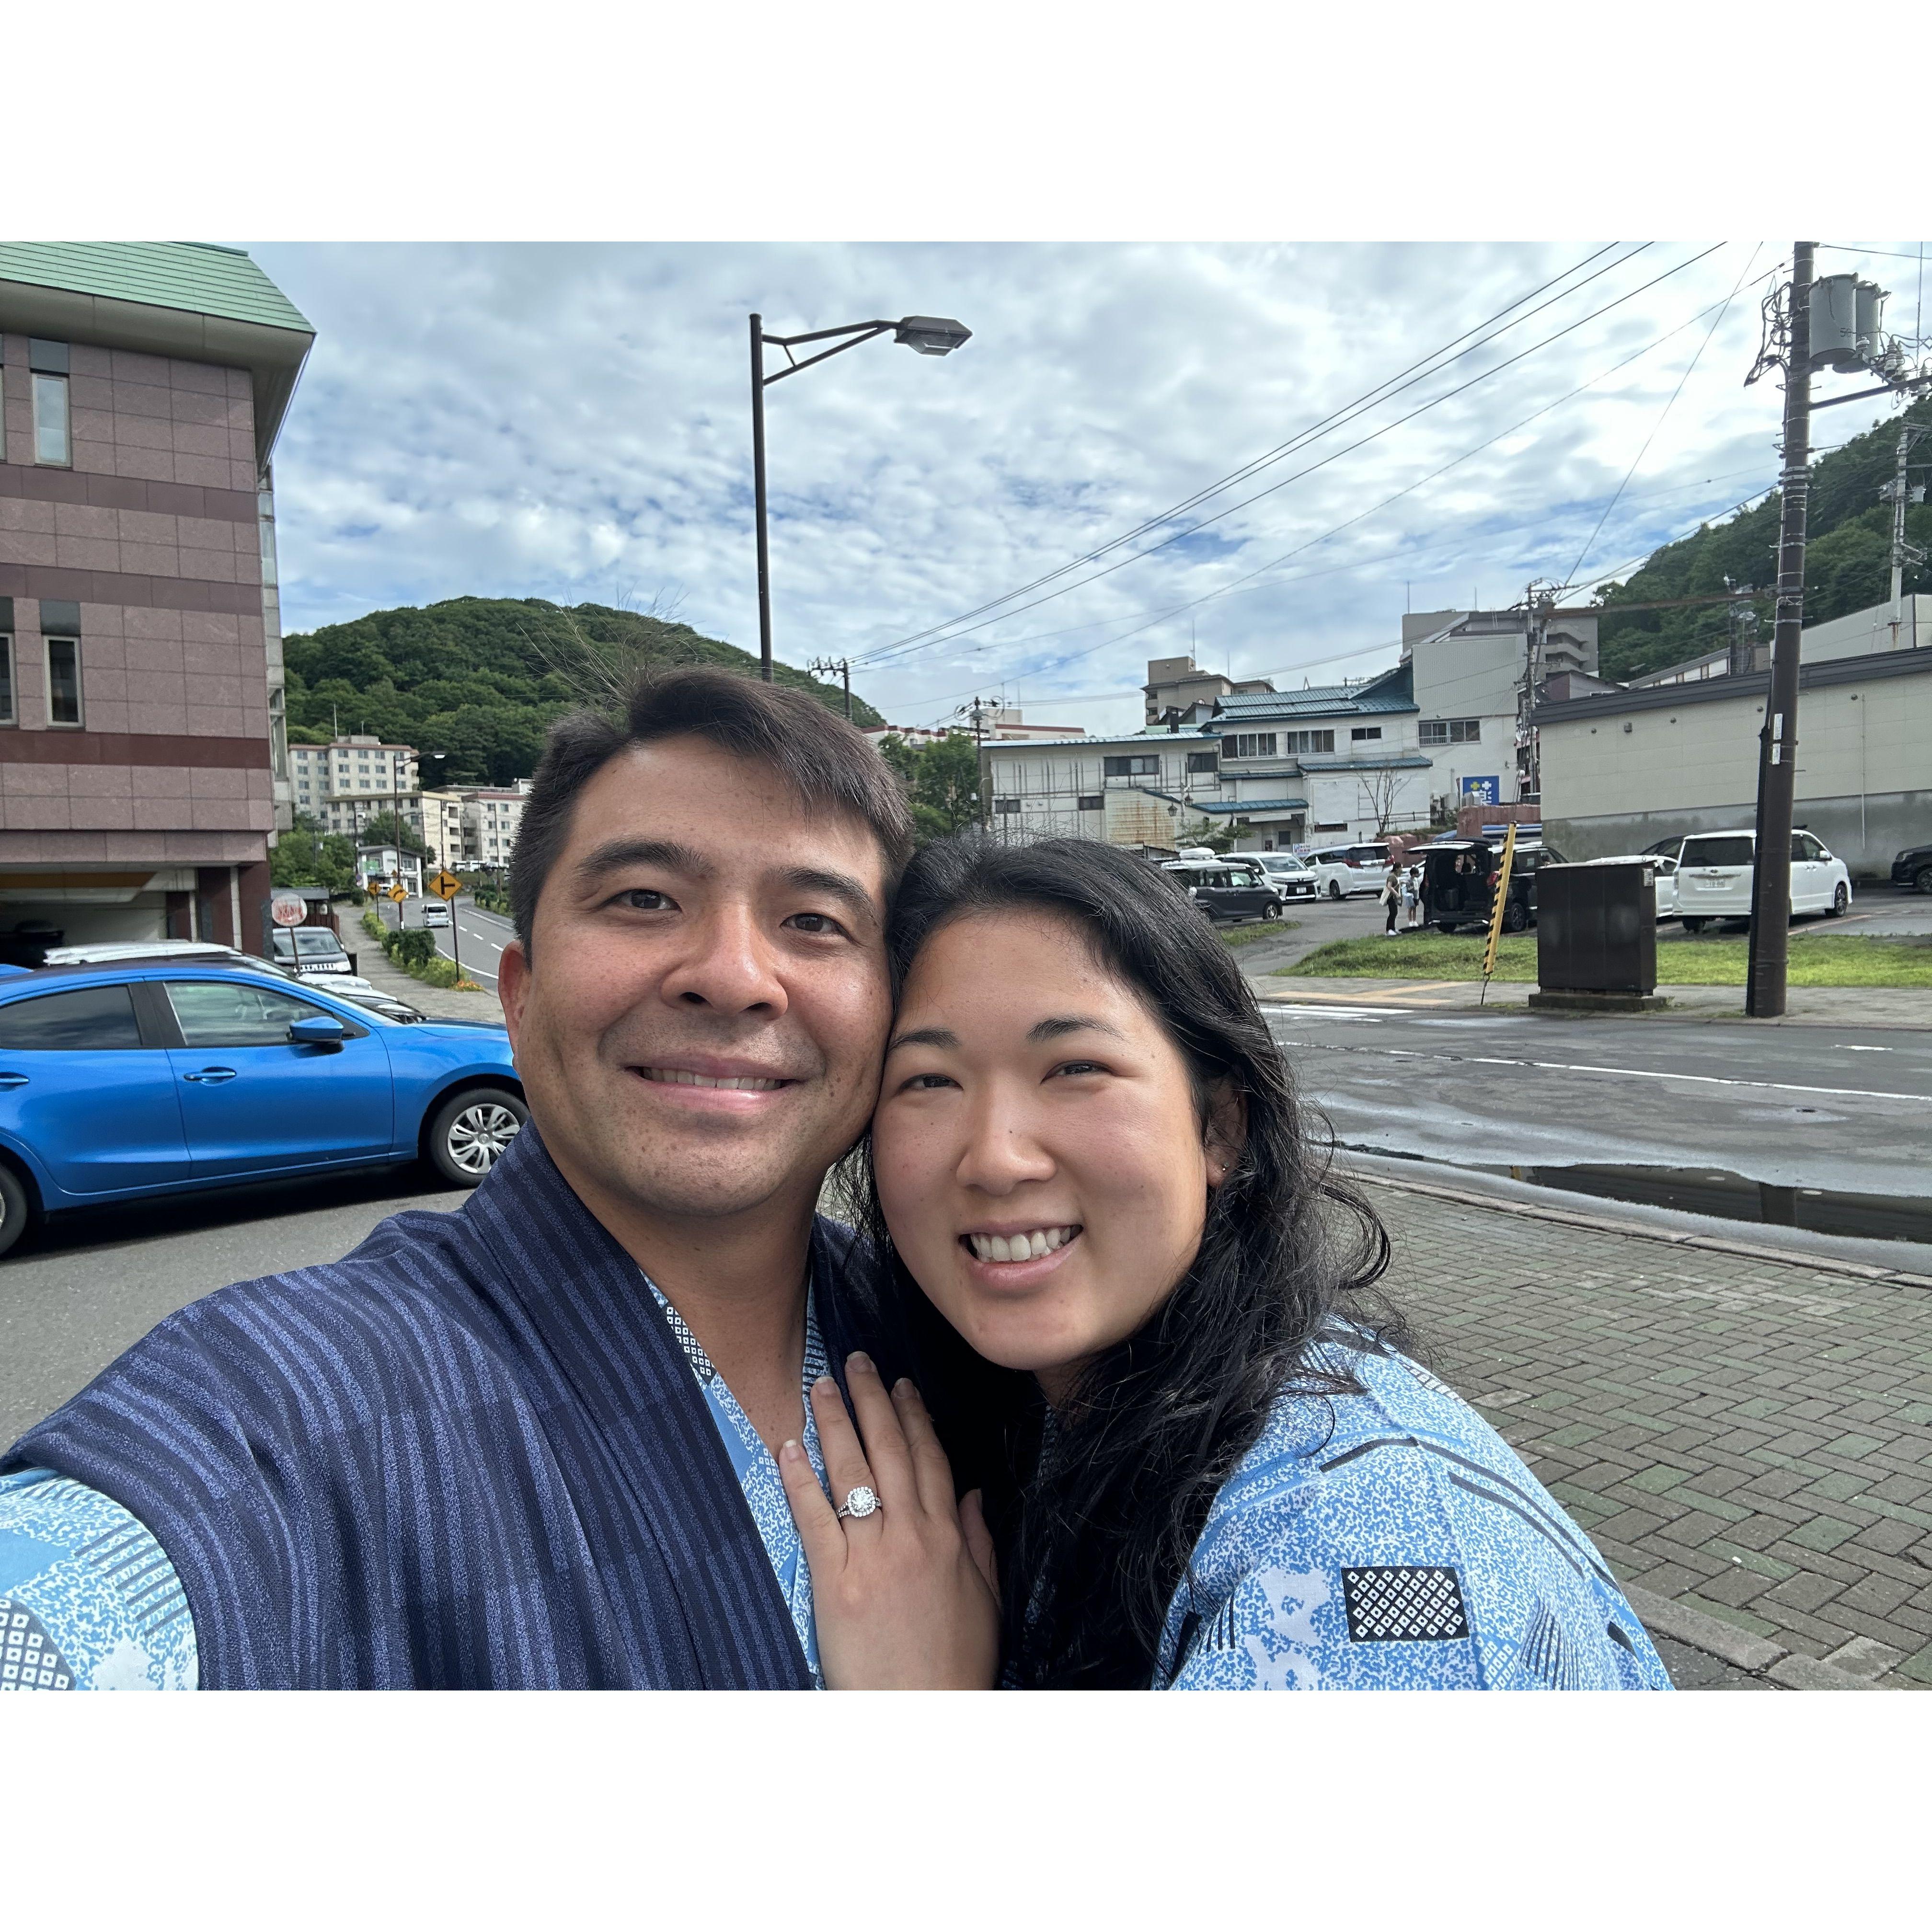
[251,240,1928,739]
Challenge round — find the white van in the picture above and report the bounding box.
[1676,829,1852,932]
[1305,842,1392,900]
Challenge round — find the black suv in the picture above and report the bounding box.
[1420,836,1568,933]
[1892,843,1932,894]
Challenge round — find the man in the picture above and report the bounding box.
[0,670,914,1689]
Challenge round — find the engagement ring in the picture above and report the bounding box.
[836,1485,881,1521]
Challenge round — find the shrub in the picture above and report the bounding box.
[417,955,462,989]
[360,908,385,943]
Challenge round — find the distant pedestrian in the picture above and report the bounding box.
[1381,862,1402,935]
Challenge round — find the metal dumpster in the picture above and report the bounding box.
[1535,861,1656,996]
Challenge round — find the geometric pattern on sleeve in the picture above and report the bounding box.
[1341,1565,1469,1642]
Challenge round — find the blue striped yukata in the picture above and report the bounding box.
[1,1127,897,1690]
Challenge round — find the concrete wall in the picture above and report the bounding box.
[1541,662,1932,874]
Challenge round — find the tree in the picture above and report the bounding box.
[362,808,428,855]
[878,731,981,845]
[270,825,359,896]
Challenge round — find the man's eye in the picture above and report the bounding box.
[784,912,847,937]
[616,888,674,911]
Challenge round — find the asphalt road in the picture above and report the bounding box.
[1265,1001,1932,1204]
[0,1167,466,1445]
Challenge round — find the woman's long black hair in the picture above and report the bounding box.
[844,835,1406,1690]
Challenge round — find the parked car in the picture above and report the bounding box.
[1253,852,1320,900]
[0,962,524,1258]
[1305,842,1392,899]
[1419,836,1569,933]
[1584,852,1680,920]
[271,925,356,976]
[1891,841,1932,895]
[44,942,425,1023]
[1159,858,1284,923]
[1675,829,1852,932]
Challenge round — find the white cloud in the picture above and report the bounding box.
[251,240,1927,737]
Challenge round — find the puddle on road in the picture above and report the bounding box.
[1484,1162,1932,1249]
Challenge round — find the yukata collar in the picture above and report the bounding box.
[459,1125,814,1690]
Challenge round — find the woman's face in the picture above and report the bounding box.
[872,908,1224,1402]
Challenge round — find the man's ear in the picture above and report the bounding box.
[497,938,530,1052]
[1203,1078,1247,1188]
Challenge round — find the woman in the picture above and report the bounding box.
[781,838,1668,1691]
[1380,860,1403,934]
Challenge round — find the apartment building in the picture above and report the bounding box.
[419,788,469,873]
[466,786,529,869]
[0,242,312,953]
[288,734,421,838]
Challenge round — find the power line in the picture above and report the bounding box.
[850,245,1638,663]
[854,244,1729,670]
[879,258,1776,701]
[1564,244,1762,588]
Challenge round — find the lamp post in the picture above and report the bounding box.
[748,313,972,681]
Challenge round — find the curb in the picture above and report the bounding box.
[1335,1158,1932,1292]
[1622,1585,1882,1691]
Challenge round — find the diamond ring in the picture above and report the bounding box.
[836,1485,882,1522]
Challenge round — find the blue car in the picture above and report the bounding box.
[0,958,526,1258]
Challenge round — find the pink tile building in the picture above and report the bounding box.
[0,243,312,959]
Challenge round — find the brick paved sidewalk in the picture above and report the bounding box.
[1360,1173,1932,1688]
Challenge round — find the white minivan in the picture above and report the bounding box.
[1305,842,1391,899]
[1675,829,1852,932]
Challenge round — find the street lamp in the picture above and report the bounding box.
[748,311,972,681]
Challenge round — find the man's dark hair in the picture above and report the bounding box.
[509,668,915,958]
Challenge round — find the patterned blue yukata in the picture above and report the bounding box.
[1153,1339,1670,1690]
[0,1274,834,1692]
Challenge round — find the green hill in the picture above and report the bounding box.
[1594,396,1932,681]
[282,597,883,785]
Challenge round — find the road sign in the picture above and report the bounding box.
[426,869,462,901]
[270,891,308,927]
[387,883,408,903]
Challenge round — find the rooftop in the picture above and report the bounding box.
[0,242,311,333]
[1211,661,1415,720]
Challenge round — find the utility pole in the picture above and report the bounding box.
[969,695,990,829]
[1746,243,1814,1020]
[749,314,774,681]
[810,657,853,721]
[1881,423,1927,649]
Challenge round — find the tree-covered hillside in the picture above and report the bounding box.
[1594,397,1932,682]
[283,598,883,785]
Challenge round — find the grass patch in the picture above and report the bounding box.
[1278,932,1932,988]
[1219,919,1300,949]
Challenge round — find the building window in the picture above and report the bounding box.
[1186,750,1219,773]
[45,637,82,726]
[0,633,12,726]
[29,341,71,467]
[993,797,1022,814]
[1350,726,1382,742]
[1229,734,1276,759]
[1103,755,1160,778]
[1282,730,1335,755]
[1076,794,1103,812]
[1419,718,1482,746]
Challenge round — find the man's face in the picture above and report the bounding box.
[499,737,892,1230]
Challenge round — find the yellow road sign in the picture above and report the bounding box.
[387,883,408,903]
[426,869,463,901]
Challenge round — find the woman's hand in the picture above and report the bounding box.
[778,1352,1000,1690]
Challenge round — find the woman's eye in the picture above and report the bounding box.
[1049,1060,1108,1080]
[901,1072,957,1092]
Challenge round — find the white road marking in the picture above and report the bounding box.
[1266,1005,1387,1023]
[1283,1037,1924,1105]
[1840,1045,1893,1052]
